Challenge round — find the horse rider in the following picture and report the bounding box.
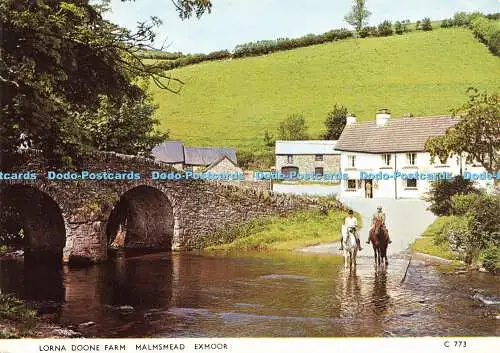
[339,209,362,251]
[366,205,392,245]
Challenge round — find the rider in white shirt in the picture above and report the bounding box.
[339,210,362,251]
[345,215,357,229]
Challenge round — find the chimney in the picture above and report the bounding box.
[376,108,391,127]
[346,113,357,125]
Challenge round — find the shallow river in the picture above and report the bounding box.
[0,251,498,337]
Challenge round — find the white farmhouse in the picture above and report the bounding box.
[335,110,490,199]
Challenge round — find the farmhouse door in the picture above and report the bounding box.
[281,166,299,179]
[365,180,373,199]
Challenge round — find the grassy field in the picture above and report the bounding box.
[151,28,499,150]
[207,208,359,251]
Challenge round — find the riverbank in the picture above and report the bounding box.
[410,217,461,261]
[410,217,499,274]
[0,293,81,338]
[206,207,358,251]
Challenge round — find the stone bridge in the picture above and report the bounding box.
[0,150,325,264]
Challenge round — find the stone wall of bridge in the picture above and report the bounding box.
[0,151,343,264]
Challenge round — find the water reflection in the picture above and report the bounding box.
[371,270,390,317]
[0,252,498,337]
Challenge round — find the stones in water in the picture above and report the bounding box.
[50,328,81,338]
[78,321,96,328]
[472,294,500,305]
[118,305,134,314]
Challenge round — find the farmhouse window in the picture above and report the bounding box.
[287,155,293,164]
[315,167,324,176]
[407,153,417,165]
[406,178,417,188]
[315,154,323,161]
[381,153,391,166]
[347,179,356,190]
[348,155,356,168]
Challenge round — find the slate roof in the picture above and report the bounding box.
[205,155,239,170]
[184,147,237,166]
[335,116,459,153]
[275,140,339,155]
[151,141,185,163]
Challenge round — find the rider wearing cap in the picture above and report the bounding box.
[367,205,392,245]
[339,209,362,251]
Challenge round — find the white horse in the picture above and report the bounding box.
[341,225,358,269]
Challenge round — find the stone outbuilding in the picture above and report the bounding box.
[275,140,341,178]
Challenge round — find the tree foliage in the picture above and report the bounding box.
[323,104,348,140]
[471,16,500,56]
[263,130,275,148]
[278,114,309,141]
[344,0,371,33]
[445,193,500,265]
[420,17,432,31]
[76,89,168,155]
[120,0,211,19]
[377,20,393,36]
[394,20,410,34]
[0,0,211,164]
[425,88,500,174]
[424,176,480,216]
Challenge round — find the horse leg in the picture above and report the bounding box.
[344,249,348,269]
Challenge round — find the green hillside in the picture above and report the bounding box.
[151,28,499,150]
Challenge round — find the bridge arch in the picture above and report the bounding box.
[0,184,67,264]
[106,185,175,250]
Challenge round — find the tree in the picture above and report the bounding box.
[441,19,452,28]
[424,176,480,216]
[76,88,168,156]
[120,0,212,19]
[377,20,393,36]
[278,114,309,140]
[344,0,371,33]
[394,21,403,34]
[394,20,410,34]
[452,11,470,27]
[0,0,212,164]
[263,130,275,148]
[359,26,377,38]
[421,17,433,31]
[323,104,348,140]
[425,88,500,174]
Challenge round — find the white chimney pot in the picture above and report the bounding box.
[346,114,357,125]
[376,109,391,127]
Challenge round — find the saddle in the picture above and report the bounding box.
[369,220,389,242]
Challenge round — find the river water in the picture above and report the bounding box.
[0,251,498,337]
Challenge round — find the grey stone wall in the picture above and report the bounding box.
[276,154,340,174]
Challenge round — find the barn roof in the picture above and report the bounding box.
[184,147,237,166]
[151,141,185,163]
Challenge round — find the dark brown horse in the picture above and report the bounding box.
[370,218,388,266]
